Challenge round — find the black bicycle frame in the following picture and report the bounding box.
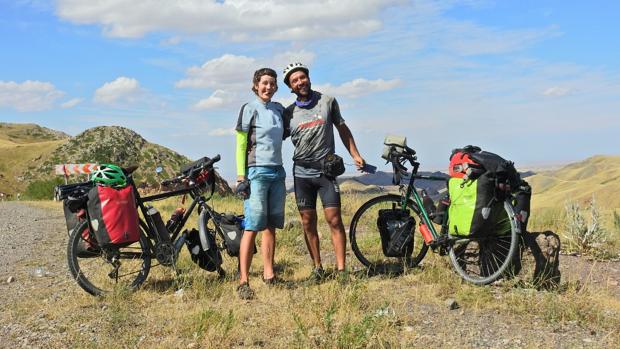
[128,175,211,246]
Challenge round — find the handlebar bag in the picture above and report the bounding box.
[376,209,415,257]
[87,185,140,247]
[382,134,408,160]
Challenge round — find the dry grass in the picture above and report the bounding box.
[10,193,620,348]
[0,140,65,193]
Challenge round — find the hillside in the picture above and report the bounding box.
[0,124,232,196]
[0,122,69,144]
[0,123,69,194]
[528,155,620,210]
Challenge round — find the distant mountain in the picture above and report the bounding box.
[340,170,449,198]
[0,124,232,196]
[527,155,620,209]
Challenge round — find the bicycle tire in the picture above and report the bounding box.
[349,194,429,274]
[67,221,152,296]
[448,199,520,285]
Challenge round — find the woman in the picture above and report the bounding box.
[234,68,288,300]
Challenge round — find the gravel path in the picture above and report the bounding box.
[0,202,71,348]
[0,202,618,348]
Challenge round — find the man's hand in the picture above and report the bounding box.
[353,155,366,171]
[235,180,251,200]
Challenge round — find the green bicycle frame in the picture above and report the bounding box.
[399,161,447,242]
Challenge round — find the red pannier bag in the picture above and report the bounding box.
[87,185,140,247]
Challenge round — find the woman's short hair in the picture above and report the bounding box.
[252,68,278,94]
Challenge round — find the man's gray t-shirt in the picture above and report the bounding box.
[286,91,345,178]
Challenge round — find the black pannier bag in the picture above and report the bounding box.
[376,209,415,257]
[57,182,98,256]
[185,228,221,272]
[467,150,521,193]
[216,214,256,257]
[513,180,532,232]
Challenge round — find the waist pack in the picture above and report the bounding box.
[217,214,256,257]
[87,185,140,247]
[447,146,520,236]
[377,209,415,257]
[295,153,345,178]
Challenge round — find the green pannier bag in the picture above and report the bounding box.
[447,177,510,236]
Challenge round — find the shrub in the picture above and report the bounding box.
[563,196,607,253]
[24,177,65,200]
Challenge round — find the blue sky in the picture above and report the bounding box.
[1,0,619,181]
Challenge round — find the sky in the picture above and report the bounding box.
[1,0,619,181]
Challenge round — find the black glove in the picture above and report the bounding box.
[235,180,250,200]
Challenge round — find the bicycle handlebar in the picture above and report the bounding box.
[160,154,221,186]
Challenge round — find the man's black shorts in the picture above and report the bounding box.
[294,175,341,210]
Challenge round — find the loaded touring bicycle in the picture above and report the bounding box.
[57,155,247,296]
[349,136,531,285]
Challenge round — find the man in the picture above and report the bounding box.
[282,62,366,281]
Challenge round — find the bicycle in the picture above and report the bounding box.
[60,155,238,296]
[349,142,521,285]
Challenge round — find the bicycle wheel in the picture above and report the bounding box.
[448,199,520,285]
[349,194,429,274]
[67,221,152,296]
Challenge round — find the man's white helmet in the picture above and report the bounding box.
[283,62,309,87]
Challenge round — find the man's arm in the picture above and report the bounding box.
[335,123,365,169]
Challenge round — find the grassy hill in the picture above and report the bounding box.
[0,123,69,194]
[0,123,232,197]
[528,155,620,210]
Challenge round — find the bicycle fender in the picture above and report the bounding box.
[198,210,215,252]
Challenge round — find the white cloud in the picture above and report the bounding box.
[93,77,141,104]
[193,90,238,110]
[176,50,316,90]
[61,98,83,108]
[176,54,256,90]
[315,79,401,99]
[55,0,402,41]
[178,50,317,108]
[0,80,64,112]
[543,86,573,97]
[207,128,236,136]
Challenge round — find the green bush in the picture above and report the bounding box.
[24,177,65,200]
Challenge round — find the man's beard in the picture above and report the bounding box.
[293,82,312,98]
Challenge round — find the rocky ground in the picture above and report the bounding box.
[0,201,619,348]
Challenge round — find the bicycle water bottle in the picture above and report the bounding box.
[432,194,450,225]
[146,205,171,243]
[419,223,434,244]
[166,207,186,233]
[420,189,436,216]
